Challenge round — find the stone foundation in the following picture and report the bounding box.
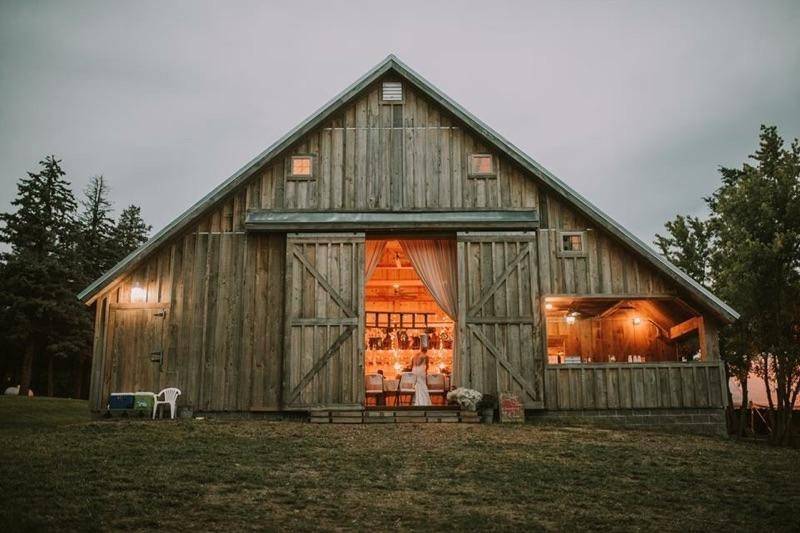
[526,408,727,436]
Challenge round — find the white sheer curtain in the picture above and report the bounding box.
[400,239,458,320]
[365,240,387,280]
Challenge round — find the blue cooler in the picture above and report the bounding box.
[108,393,135,410]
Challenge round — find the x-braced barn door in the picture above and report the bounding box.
[283,233,365,408]
[457,232,544,408]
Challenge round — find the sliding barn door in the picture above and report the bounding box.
[283,233,365,409]
[457,232,544,408]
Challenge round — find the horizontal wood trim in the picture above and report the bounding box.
[290,318,359,326]
[466,316,536,324]
[247,210,538,232]
[109,302,172,310]
[457,231,538,242]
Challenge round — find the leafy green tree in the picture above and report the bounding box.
[0,156,91,396]
[707,125,800,445]
[658,125,800,443]
[112,205,151,258]
[655,215,712,286]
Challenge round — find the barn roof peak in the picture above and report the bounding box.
[78,54,738,323]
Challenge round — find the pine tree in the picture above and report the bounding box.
[0,156,91,396]
[79,175,117,281]
[112,205,151,258]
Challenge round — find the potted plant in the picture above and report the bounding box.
[476,394,497,423]
[446,387,483,411]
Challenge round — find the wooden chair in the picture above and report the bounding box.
[397,372,416,406]
[365,373,384,406]
[426,373,446,405]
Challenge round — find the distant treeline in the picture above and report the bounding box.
[0,156,151,398]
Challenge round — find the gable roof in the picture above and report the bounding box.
[78,54,738,323]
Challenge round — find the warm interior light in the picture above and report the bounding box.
[392,283,400,289]
[131,283,146,303]
[393,362,402,373]
[565,315,576,325]
[545,302,553,310]
[632,317,642,326]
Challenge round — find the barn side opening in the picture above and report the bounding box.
[364,239,455,406]
[544,296,704,364]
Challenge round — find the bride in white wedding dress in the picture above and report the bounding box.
[411,347,431,406]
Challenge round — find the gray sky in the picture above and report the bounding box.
[1,0,798,245]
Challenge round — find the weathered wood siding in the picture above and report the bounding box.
[247,80,540,212]
[544,362,727,410]
[88,230,285,412]
[537,229,673,296]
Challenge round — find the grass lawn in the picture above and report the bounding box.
[1,397,798,531]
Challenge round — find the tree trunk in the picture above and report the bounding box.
[737,377,750,437]
[18,343,35,396]
[72,356,84,399]
[47,353,55,397]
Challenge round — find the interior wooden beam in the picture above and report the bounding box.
[669,316,701,340]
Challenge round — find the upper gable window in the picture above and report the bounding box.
[559,231,586,256]
[288,155,314,180]
[469,154,495,177]
[381,81,403,103]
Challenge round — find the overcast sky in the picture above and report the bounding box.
[1,0,798,245]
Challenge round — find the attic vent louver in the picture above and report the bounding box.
[382,81,403,102]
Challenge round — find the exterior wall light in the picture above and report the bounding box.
[131,282,146,303]
[632,317,642,326]
[565,315,576,325]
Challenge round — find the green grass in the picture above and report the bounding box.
[1,397,798,531]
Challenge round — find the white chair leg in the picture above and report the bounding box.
[170,402,176,419]
[152,403,157,420]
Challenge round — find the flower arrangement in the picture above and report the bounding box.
[446,387,483,411]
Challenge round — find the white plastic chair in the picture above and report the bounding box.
[153,388,182,419]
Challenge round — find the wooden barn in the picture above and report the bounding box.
[79,55,738,431]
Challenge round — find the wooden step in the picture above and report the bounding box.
[309,408,481,424]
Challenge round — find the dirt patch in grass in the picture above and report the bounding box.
[1,397,798,531]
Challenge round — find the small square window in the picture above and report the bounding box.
[469,154,495,176]
[559,232,585,255]
[382,81,403,102]
[289,156,313,178]
[563,234,582,252]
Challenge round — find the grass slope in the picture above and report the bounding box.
[1,397,798,531]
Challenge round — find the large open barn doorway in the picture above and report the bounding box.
[364,239,455,407]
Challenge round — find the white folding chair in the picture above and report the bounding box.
[365,373,385,406]
[397,372,416,406]
[426,373,446,405]
[153,387,182,419]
